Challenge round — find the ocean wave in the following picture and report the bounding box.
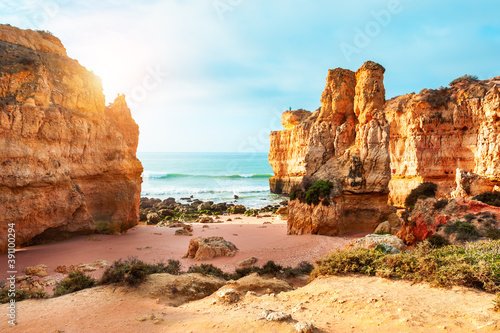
[142,171,273,179]
[141,186,271,196]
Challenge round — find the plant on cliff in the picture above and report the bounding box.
[404,182,438,209]
[53,271,96,297]
[449,74,479,86]
[312,240,500,293]
[292,180,333,206]
[444,221,480,241]
[472,191,500,207]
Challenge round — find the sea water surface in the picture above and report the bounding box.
[138,152,284,208]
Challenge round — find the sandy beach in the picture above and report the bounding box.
[0,214,359,285]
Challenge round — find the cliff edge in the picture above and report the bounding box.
[0,25,143,251]
[269,61,393,235]
[270,62,500,236]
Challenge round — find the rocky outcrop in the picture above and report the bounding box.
[0,25,143,251]
[397,197,500,245]
[386,79,500,207]
[270,62,500,236]
[270,61,393,235]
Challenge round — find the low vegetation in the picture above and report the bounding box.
[99,258,182,286]
[312,240,500,293]
[472,191,500,207]
[449,74,479,86]
[53,271,96,297]
[186,260,314,280]
[290,179,333,206]
[404,181,437,209]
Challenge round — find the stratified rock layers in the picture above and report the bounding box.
[270,61,500,236]
[386,81,500,207]
[0,25,143,251]
[270,61,392,235]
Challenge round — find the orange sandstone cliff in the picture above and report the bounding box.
[269,61,393,235]
[0,25,143,251]
[270,62,500,235]
[386,78,500,207]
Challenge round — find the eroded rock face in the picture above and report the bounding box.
[270,61,500,236]
[386,81,500,207]
[397,197,500,245]
[0,25,143,251]
[270,61,392,235]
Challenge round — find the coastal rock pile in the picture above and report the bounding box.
[0,25,143,251]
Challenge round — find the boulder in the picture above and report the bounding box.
[346,234,407,252]
[236,257,258,268]
[146,213,161,225]
[374,221,391,234]
[215,288,240,304]
[24,264,48,277]
[198,201,214,211]
[184,236,238,260]
[158,209,175,218]
[231,205,246,214]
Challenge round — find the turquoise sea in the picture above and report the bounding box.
[138,152,284,208]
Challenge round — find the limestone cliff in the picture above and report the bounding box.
[270,61,393,235]
[270,62,500,236]
[0,25,143,251]
[386,79,500,207]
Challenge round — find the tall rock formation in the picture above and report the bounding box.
[0,25,143,251]
[270,62,500,236]
[269,61,393,235]
[386,78,500,207]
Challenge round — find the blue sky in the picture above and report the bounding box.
[1,0,499,152]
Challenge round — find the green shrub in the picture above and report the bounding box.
[404,182,438,209]
[54,271,95,297]
[304,180,333,205]
[427,234,450,248]
[244,209,258,216]
[187,264,228,279]
[0,289,27,304]
[444,221,480,241]
[450,74,479,86]
[494,293,500,312]
[434,198,448,210]
[100,258,153,287]
[312,240,500,293]
[472,191,500,207]
[260,261,284,275]
[486,228,500,240]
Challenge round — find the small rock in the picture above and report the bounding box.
[295,321,314,333]
[236,257,258,267]
[175,229,192,236]
[136,316,147,322]
[146,213,161,224]
[374,221,391,234]
[266,311,291,322]
[216,288,240,304]
[152,318,163,325]
[24,264,48,277]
